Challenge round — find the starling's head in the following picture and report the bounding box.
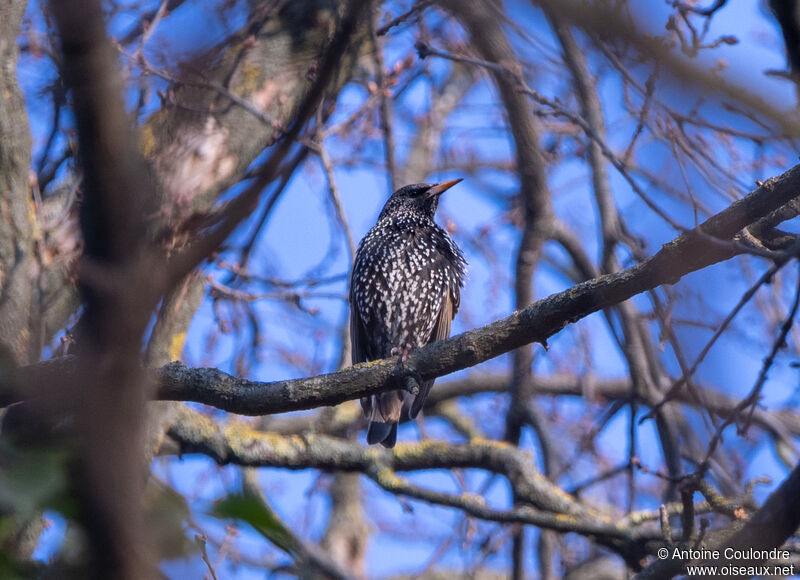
[379,179,462,220]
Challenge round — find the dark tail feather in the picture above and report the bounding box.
[365,391,403,447]
[367,420,397,447]
[381,422,397,448]
[409,379,435,419]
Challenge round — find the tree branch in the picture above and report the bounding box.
[165,405,660,563]
[13,165,800,419]
[154,163,800,411]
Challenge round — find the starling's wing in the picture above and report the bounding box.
[350,289,372,417]
[409,288,456,418]
[350,301,368,365]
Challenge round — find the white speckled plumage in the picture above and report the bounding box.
[350,181,467,447]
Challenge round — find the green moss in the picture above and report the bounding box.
[139,122,157,159]
[232,62,264,96]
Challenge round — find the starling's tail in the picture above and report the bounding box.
[364,391,403,448]
[367,420,398,448]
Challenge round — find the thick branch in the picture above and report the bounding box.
[51,0,158,577]
[14,164,800,417]
[155,165,800,411]
[0,0,36,364]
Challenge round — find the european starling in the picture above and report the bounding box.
[350,179,467,447]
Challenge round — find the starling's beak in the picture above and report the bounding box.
[426,178,463,198]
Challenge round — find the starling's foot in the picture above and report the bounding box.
[391,345,423,395]
[402,375,420,396]
[390,346,410,362]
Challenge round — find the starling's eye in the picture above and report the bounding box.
[390,182,439,200]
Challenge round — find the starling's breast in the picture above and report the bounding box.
[351,215,464,359]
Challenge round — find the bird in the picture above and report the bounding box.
[350,179,467,448]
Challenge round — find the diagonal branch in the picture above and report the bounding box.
[13,164,800,417]
[154,164,800,412]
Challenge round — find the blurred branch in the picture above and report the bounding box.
[714,460,800,564]
[166,406,658,562]
[767,0,800,82]
[671,0,728,17]
[50,0,161,575]
[165,406,788,571]
[445,4,556,576]
[320,473,368,578]
[478,373,799,446]
[368,9,399,191]
[315,139,356,259]
[29,3,372,578]
[633,460,800,579]
[117,0,189,45]
[399,61,476,184]
[550,14,684,497]
[696,266,800,476]
[142,273,207,464]
[376,1,433,36]
[163,0,371,292]
[646,254,797,420]
[531,0,800,136]
[149,369,800,461]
